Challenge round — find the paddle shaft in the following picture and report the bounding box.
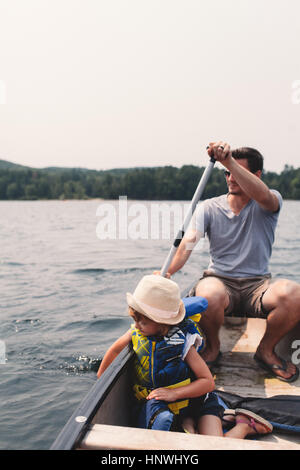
[160,157,216,277]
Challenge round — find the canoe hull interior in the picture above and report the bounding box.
[51,317,300,450]
[92,350,135,428]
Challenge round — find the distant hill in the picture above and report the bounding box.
[0,159,98,173]
[40,166,140,175]
[0,159,30,170]
[1,158,299,200]
[40,166,96,174]
[0,159,153,175]
[39,165,155,175]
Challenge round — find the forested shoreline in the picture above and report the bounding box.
[0,161,299,200]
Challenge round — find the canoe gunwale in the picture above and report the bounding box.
[50,344,134,450]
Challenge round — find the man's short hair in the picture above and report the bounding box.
[231,147,264,173]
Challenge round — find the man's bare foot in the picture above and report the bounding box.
[201,348,222,368]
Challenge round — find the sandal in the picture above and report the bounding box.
[221,409,236,429]
[235,408,273,434]
[254,353,299,383]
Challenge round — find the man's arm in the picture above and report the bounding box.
[225,156,279,212]
[207,141,280,212]
[167,227,201,275]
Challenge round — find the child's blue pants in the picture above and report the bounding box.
[137,398,175,431]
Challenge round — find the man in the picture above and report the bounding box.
[165,141,300,382]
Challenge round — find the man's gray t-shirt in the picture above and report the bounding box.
[194,190,283,278]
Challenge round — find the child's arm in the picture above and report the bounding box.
[97,329,132,378]
[147,346,214,402]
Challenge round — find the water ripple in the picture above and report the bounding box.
[71,266,157,276]
[1,199,299,449]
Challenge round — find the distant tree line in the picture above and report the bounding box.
[0,163,300,200]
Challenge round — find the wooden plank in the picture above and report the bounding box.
[214,318,300,398]
[78,424,300,451]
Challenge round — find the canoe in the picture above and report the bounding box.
[50,284,300,450]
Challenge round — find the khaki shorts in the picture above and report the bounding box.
[189,270,272,318]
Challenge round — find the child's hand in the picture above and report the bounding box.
[147,387,178,402]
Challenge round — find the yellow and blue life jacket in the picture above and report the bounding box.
[131,296,207,414]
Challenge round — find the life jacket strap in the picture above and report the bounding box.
[133,378,191,415]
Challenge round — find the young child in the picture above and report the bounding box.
[97,275,273,438]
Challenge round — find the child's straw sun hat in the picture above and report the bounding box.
[126,274,185,325]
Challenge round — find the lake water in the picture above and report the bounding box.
[0,199,300,450]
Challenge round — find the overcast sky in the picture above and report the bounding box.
[0,0,299,173]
